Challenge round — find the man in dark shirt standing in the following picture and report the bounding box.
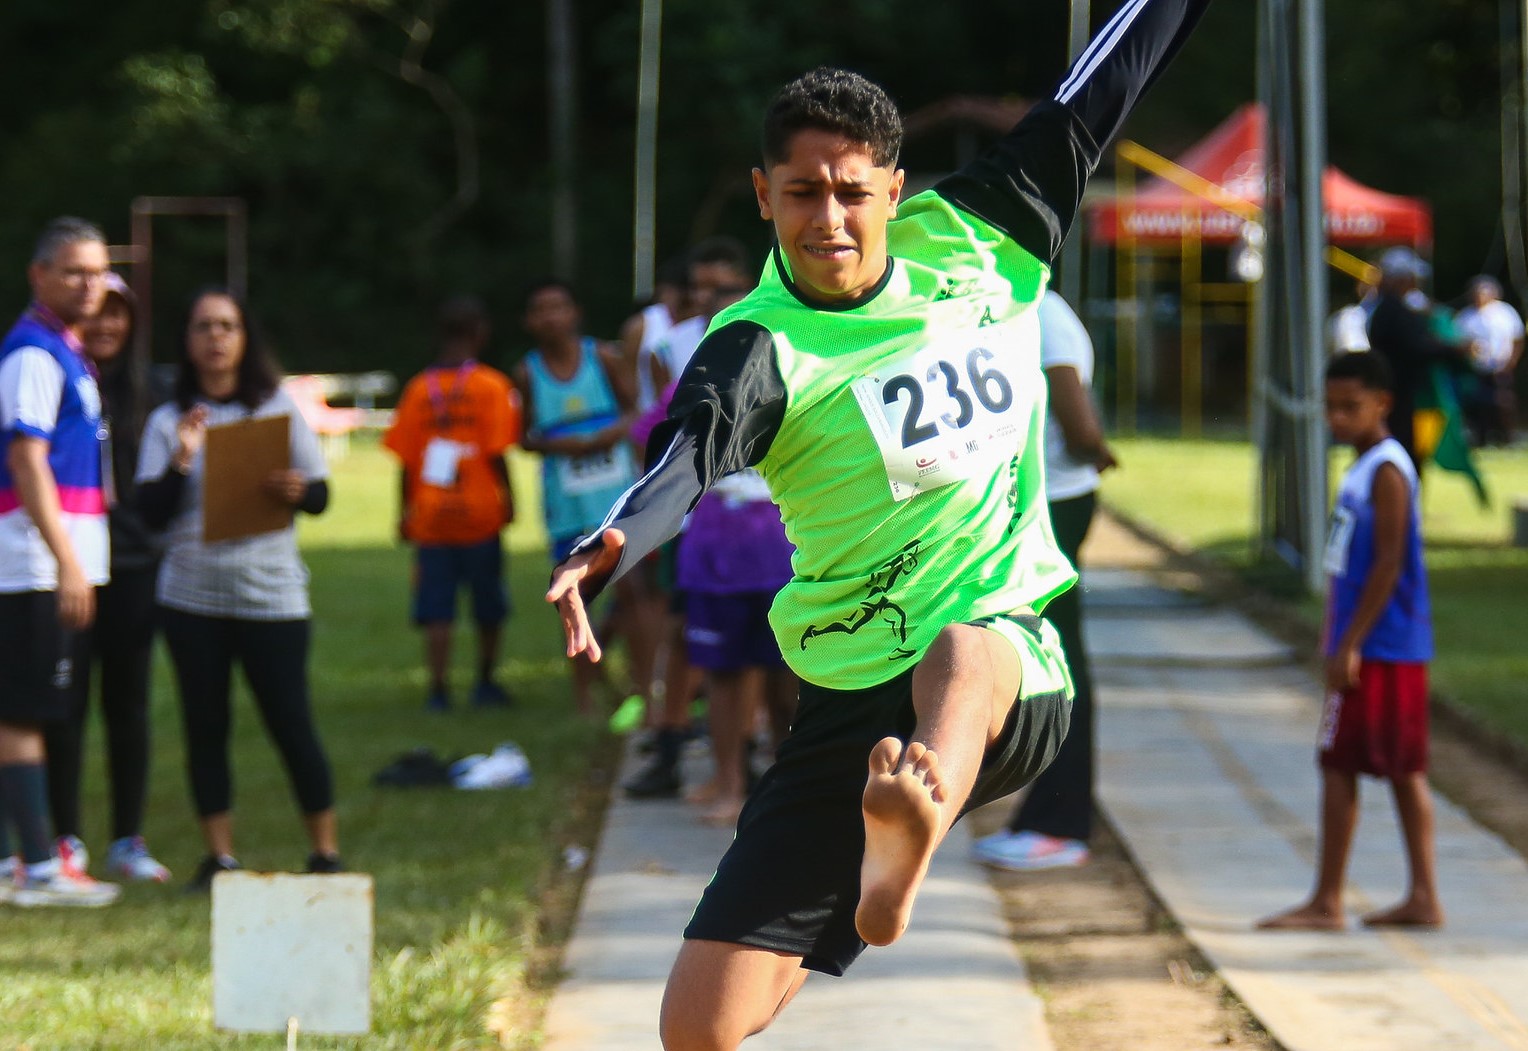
[1365,247,1465,472]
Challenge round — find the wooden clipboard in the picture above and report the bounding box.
[202,415,292,543]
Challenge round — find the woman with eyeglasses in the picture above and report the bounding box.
[136,288,341,892]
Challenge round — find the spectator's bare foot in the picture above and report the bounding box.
[1256,901,1346,930]
[1362,898,1443,928]
[684,779,720,806]
[856,737,943,947]
[700,796,744,829]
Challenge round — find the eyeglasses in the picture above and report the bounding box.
[55,267,109,286]
[191,318,242,334]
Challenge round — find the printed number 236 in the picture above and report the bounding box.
[881,347,1013,448]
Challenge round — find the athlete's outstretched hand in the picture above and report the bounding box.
[546,528,626,663]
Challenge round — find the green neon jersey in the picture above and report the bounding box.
[736,195,1074,686]
[572,0,1211,689]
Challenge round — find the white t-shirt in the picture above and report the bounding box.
[1455,299,1524,373]
[1038,291,1100,502]
[659,315,707,382]
[137,387,328,619]
[0,345,110,591]
[1327,302,1372,354]
[634,302,676,413]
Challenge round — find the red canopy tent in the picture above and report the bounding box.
[1086,103,1432,248]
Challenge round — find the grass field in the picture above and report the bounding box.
[1104,436,1528,748]
[1,436,606,1049]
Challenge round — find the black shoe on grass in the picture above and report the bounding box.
[472,680,513,708]
[623,757,681,799]
[184,854,240,895]
[306,852,345,874]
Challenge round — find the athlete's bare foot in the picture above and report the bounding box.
[684,778,721,806]
[700,796,744,829]
[1256,901,1347,931]
[1362,898,1443,928]
[856,737,944,947]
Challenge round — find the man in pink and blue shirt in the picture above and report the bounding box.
[0,217,119,907]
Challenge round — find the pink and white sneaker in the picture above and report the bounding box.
[56,834,89,876]
[105,836,172,883]
[0,856,19,905]
[12,859,120,908]
[971,830,1090,871]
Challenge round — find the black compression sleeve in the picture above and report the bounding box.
[135,471,186,530]
[297,479,329,516]
[936,0,1212,262]
[566,320,786,596]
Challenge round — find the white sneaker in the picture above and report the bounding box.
[12,859,120,908]
[56,834,89,875]
[0,856,18,905]
[972,830,1090,871]
[106,836,172,883]
[450,743,533,790]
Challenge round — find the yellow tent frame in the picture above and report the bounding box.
[1110,139,1379,435]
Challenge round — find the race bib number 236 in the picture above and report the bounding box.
[851,331,1027,502]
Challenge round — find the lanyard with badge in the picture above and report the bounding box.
[420,361,475,488]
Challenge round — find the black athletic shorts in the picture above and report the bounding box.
[0,590,86,725]
[683,613,1073,976]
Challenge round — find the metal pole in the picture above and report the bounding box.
[1253,0,1274,554]
[130,201,153,368]
[1069,0,1090,60]
[1516,0,1528,300]
[1115,142,1138,434]
[1058,0,1090,307]
[1181,218,1202,437]
[632,0,663,301]
[1298,0,1328,594]
[548,0,577,276]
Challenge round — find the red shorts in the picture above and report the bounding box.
[1318,660,1429,777]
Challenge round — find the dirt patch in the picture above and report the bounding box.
[966,801,1276,1051]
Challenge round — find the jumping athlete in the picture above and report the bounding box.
[547,2,1210,1045]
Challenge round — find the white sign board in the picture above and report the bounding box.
[212,872,373,1034]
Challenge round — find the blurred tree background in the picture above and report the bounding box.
[0,0,1508,378]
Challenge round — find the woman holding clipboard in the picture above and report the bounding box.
[136,288,342,892]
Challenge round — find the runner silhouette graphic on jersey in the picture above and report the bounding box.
[800,539,922,660]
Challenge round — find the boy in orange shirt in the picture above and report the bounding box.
[385,297,521,711]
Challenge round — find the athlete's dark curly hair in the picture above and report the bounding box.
[1326,350,1394,394]
[761,67,902,169]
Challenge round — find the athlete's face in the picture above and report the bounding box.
[1324,377,1391,447]
[523,286,581,346]
[753,129,904,307]
[82,295,132,364]
[186,293,246,390]
[28,239,110,326]
[689,261,751,322]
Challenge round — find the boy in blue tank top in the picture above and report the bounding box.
[1259,351,1442,931]
[514,279,649,717]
